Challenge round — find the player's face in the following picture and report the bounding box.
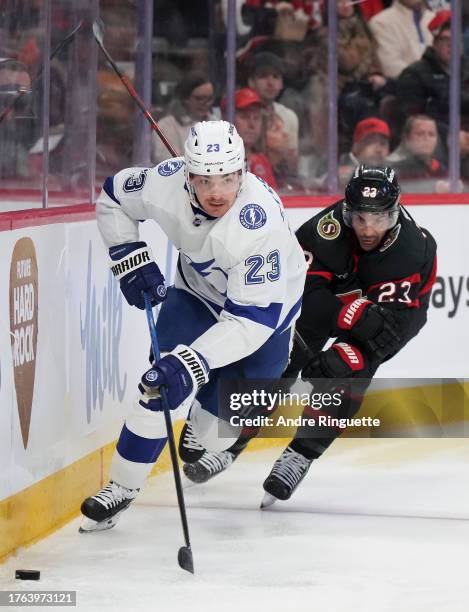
[248,69,283,102]
[190,172,241,217]
[351,212,390,251]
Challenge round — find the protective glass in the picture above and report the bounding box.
[189,172,241,196]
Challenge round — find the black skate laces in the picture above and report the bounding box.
[270,448,312,489]
[198,451,234,474]
[183,421,205,451]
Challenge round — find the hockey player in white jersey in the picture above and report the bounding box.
[80,120,306,532]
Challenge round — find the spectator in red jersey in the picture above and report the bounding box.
[222,87,278,189]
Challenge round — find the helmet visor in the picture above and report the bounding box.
[346,210,398,231]
[189,172,241,196]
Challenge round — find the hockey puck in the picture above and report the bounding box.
[15,569,40,580]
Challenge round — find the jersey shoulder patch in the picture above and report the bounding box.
[157,158,184,177]
[316,209,341,240]
[239,203,267,230]
[123,168,149,193]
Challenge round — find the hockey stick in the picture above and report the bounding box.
[0,20,83,125]
[293,328,314,360]
[92,19,178,157]
[143,293,194,574]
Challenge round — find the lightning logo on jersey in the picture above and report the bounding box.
[239,203,267,230]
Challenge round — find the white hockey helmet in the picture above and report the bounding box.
[184,120,246,203]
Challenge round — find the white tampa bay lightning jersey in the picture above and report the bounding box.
[96,158,307,369]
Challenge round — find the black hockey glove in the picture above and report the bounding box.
[109,241,166,310]
[337,298,402,360]
[302,342,366,379]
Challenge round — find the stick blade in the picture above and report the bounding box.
[178,546,194,574]
[92,18,104,45]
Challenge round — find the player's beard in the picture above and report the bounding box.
[197,189,238,218]
[356,234,383,251]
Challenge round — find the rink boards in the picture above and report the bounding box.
[0,200,468,562]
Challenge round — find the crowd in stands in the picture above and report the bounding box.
[1,0,468,196]
[150,0,467,194]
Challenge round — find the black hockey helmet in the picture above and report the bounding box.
[343,165,401,228]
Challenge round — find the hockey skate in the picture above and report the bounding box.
[178,420,206,463]
[261,446,313,508]
[183,449,236,484]
[79,481,139,533]
[183,437,249,484]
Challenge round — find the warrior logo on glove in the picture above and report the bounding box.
[109,241,166,310]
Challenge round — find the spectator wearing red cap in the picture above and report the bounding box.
[338,117,391,187]
[396,9,469,150]
[222,87,278,189]
[369,0,434,79]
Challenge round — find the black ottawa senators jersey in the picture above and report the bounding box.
[295,200,437,344]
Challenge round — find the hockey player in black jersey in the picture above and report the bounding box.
[184,166,438,504]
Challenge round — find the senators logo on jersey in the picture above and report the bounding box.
[317,211,341,240]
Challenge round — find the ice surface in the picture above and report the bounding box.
[1,440,469,612]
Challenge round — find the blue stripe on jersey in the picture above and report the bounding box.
[116,424,167,464]
[275,295,303,335]
[223,299,282,329]
[177,257,223,315]
[103,176,121,205]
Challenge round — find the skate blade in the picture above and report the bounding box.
[260,492,278,509]
[183,469,210,485]
[78,506,129,533]
[79,516,118,533]
[181,471,199,488]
